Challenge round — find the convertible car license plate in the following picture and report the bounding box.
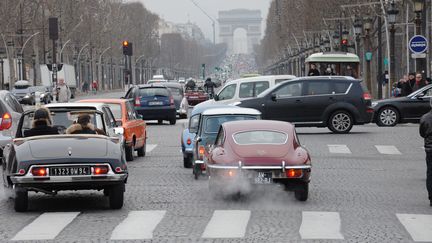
[149,101,163,106]
[51,166,90,176]
[254,172,272,184]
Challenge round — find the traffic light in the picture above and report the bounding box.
[341,39,348,46]
[122,41,133,56]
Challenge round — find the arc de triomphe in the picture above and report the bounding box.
[218,9,262,54]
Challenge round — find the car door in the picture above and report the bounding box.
[264,81,305,122]
[407,87,432,119]
[300,80,334,122]
[125,102,145,148]
[216,83,237,104]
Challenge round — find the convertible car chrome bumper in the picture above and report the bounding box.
[207,161,311,171]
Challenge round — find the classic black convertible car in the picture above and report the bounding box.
[1,106,128,212]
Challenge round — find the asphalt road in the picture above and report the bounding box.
[1,91,430,242]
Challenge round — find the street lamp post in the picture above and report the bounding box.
[364,17,373,94]
[31,54,36,85]
[387,0,399,97]
[0,57,4,90]
[413,0,425,74]
[353,17,363,55]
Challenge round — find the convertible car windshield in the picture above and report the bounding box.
[204,115,259,134]
[21,109,105,135]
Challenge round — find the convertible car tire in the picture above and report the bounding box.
[109,183,124,209]
[183,156,192,168]
[125,145,134,161]
[294,184,309,202]
[14,188,28,212]
[137,142,146,157]
[376,107,399,127]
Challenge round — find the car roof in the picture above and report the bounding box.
[294,76,358,81]
[159,82,182,88]
[191,104,238,116]
[222,120,294,134]
[225,75,296,84]
[78,99,127,105]
[45,102,108,111]
[202,107,261,116]
[137,84,168,89]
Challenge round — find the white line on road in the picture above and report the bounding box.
[299,211,344,240]
[397,214,432,242]
[328,144,352,154]
[11,212,80,241]
[202,210,251,238]
[375,145,402,155]
[110,210,166,240]
[146,144,157,153]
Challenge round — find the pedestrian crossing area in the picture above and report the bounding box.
[325,144,407,155]
[8,210,432,241]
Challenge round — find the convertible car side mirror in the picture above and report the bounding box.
[195,136,202,143]
[271,93,277,101]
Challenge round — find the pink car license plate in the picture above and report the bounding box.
[254,172,272,184]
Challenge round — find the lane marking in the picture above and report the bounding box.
[12,212,80,241]
[146,144,157,153]
[328,144,352,154]
[110,210,166,240]
[375,145,402,155]
[397,214,432,242]
[299,211,344,240]
[202,210,251,238]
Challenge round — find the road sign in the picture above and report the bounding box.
[409,35,428,53]
[365,52,373,61]
[411,53,427,59]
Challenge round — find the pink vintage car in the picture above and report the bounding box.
[206,120,311,201]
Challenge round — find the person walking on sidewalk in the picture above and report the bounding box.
[419,99,432,206]
[57,78,71,103]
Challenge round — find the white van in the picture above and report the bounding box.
[211,75,296,105]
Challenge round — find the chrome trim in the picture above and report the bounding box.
[21,163,118,177]
[195,160,205,164]
[282,161,286,173]
[207,164,311,170]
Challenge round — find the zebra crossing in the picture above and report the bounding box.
[8,210,432,241]
[325,144,407,155]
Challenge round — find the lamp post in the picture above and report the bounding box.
[353,17,363,55]
[387,0,399,97]
[364,17,373,94]
[31,54,36,85]
[0,52,4,90]
[413,0,425,74]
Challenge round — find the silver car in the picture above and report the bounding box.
[0,90,24,156]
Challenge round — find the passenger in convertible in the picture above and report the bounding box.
[24,108,59,137]
[66,114,97,134]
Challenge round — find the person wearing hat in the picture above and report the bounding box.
[24,108,59,137]
[66,113,97,135]
[420,98,432,206]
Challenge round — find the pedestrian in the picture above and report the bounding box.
[92,80,98,95]
[57,78,71,103]
[204,77,215,98]
[419,99,432,206]
[414,73,429,91]
[185,78,196,91]
[82,81,89,93]
[24,107,59,137]
[308,64,320,76]
[397,75,414,96]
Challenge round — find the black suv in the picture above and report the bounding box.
[237,76,373,133]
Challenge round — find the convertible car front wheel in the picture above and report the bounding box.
[109,183,124,209]
[294,184,309,202]
[14,187,28,212]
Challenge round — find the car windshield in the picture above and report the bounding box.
[14,85,31,89]
[21,109,105,136]
[204,115,259,134]
[139,87,170,97]
[233,130,288,145]
[106,103,122,120]
[167,87,182,96]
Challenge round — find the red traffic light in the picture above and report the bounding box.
[341,39,348,45]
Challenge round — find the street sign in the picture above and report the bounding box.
[409,35,428,54]
[411,53,427,59]
[384,58,389,66]
[365,52,373,61]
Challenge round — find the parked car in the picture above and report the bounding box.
[123,84,177,125]
[192,107,261,179]
[2,106,127,211]
[11,80,35,105]
[372,84,432,126]
[237,76,373,134]
[181,104,234,168]
[161,82,189,119]
[197,75,296,107]
[184,86,209,106]
[78,99,147,161]
[0,91,24,157]
[207,120,311,201]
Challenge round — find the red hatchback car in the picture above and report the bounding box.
[206,120,311,201]
[184,87,208,106]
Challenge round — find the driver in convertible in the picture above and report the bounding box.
[24,108,59,137]
[66,114,97,134]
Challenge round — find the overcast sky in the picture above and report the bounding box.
[137,0,271,42]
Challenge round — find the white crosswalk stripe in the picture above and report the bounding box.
[375,145,402,155]
[328,144,352,154]
[146,144,157,153]
[110,210,166,240]
[299,211,344,240]
[202,210,251,238]
[397,214,432,242]
[11,212,80,241]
